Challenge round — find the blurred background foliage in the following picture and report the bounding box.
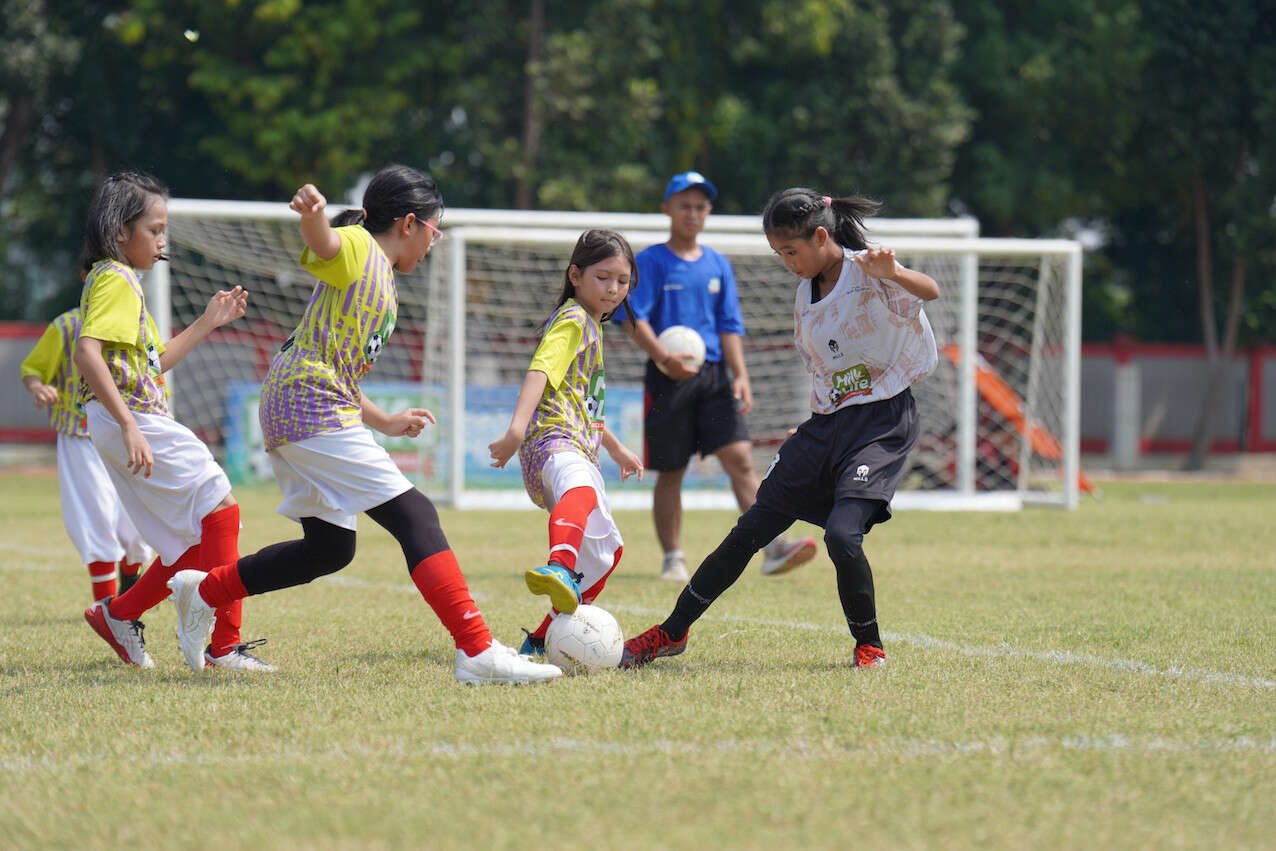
[1,0,1273,349]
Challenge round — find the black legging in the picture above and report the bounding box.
[237,488,450,596]
[661,497,882,646]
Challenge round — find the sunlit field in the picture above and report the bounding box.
[1,473,1272,849]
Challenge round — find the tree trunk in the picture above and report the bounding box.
[1184,168,1247,470]
[514,0,545,210]
[0,96,35,198]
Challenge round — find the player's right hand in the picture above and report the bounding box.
[488,431,520,468]
[661,353,700,381]
[122,423,154,478]
[28,384,59,407]
[290,184,327,217]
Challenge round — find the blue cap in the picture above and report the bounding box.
[663,171,717,202]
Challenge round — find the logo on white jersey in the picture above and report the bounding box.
[827,338,844,359]
[854,464,871,483]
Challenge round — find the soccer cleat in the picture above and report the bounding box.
[760,535,818,576]
[454,639,562,684]
[205,639,277,672]
[619,624,688,669]
[524,564,581,614]
[84,597,155,668]
[660,553,689,582]
[854,644,887,668]
[519,628,546,657]
[167,569,216,671]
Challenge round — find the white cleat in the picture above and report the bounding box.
[84,598,155,668]
[454,639,562,684]
[205,639,277,672]
[760,535,818,576]
[168,569,216,671]
[660,553,690,582]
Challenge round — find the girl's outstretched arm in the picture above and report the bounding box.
[488,370,549,468]
[160,286,248,371]
[290,183,341,261]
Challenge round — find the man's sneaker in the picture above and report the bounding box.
[519,629,546,657]
[84,597,154,668]
[660,553,689,582]
[854,644,887,668]
[524,564,581,614]
[167,569,216,671]
[205,639,277,672]
[760,535,818,576]
[619,625,688,669]
[454,639,562,684]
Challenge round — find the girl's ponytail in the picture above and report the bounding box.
[762,187,880,250]
[330,208,367,228]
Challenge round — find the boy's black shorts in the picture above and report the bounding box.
[643,359,750,472]
[754,389,919,528]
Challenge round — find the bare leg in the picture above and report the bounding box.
[714,439,761,513]
[652,468,686,553]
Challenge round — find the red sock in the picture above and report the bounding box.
[88,561,116,602]
[547,486,597,573]
[108,546,199,621]
[198,504,244,654]
[581,545,622,605]
[530,613,553,641]
[118,558,143,580]
[409,550,491,657]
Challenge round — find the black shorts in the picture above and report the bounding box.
[643,359,751,472]
[754,389,919,529]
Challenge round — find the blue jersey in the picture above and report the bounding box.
[615,243,745,364]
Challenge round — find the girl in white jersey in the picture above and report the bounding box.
[168,165,561,684]
[488,230,644,655]
[76,171,272,672]
[622,187,940,670]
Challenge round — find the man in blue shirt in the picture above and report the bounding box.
[617,172,817,581]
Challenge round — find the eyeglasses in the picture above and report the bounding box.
[422,218,445,247]
[396,215,446,247]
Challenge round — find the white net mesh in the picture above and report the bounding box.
[159,204,1077,507]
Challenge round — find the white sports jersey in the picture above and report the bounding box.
[793,248,937,414]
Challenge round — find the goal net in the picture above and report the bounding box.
[154,201,1080,511]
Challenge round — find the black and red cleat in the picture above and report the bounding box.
[854,644,886,668]
[619,625,688,669]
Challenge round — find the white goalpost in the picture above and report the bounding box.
[152,200,1081,512]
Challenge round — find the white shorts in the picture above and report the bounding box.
[538,451,623,595]
[269,427,414,530]
[57,433,153,566]
[86,402,230,566]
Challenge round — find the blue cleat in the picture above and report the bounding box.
[519,628,546,657]
[524,564,581,614]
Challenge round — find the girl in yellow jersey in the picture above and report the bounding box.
[169,165,561,684]
[488,230,644,655]
[77,171,273,672]
[21,290,152,602]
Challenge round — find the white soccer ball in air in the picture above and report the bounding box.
[545,604,624,674]
[656,324,706,375]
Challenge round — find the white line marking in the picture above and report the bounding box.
[2,734,1272,772]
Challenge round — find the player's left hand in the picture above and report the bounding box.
[381,407,434,438]
[854,246,901,280]
[733,375,754,415]
[488,430,521,468]
[203,286,248,328]
[610,446,644,482]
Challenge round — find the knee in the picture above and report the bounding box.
[824,526,864,562]
[307,530,357,577]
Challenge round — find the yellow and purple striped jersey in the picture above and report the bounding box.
[20,308,89,437]
[517,299,606,508]
[77,260,169,416]
[260,225,398,451]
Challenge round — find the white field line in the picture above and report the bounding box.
[605,603,1276,691]
[2,733,1273,773]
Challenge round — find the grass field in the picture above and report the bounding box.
[1,473,1272,849]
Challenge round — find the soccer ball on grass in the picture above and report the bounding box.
[545,605,624,673]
